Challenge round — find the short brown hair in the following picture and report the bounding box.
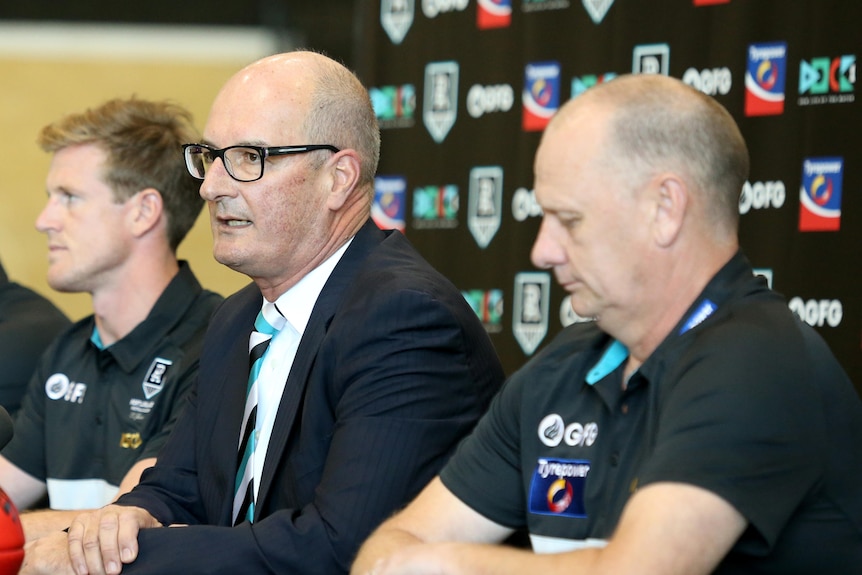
[38,97,203,251]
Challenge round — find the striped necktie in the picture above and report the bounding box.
[233,302,285,525]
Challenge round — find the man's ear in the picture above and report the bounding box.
[326,151,362,210]
[651,173,688,248]
[128,188,164,238]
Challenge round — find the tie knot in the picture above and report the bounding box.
[255,301,286,335]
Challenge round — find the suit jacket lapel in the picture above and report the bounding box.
[254,221,385,516]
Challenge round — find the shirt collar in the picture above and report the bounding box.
[268,237,353,336]
[586,339,629,385]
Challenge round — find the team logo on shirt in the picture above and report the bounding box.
[142,357,172,400]
[529,458,590,517]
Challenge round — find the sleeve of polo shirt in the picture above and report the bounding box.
[440,371,526,529]
[2,354,51,480]
[636,312,822,552]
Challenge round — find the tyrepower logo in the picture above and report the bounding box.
[799,157,843,232]
[745,42,787,116]
[522,61,561,131]
[372,175,407,232]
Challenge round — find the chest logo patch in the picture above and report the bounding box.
[44,373,87,404]
[538,414,598,448]
[529,458,590,517]
[142,357,173,400]
[119,432,143,449]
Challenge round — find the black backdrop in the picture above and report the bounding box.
[354,0,861,393]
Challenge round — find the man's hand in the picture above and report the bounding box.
[66,505,160,575]
[19,530,75,575]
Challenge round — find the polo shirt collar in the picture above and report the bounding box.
[91,261,203,372]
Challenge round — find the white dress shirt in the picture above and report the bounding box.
[251,238,352,501]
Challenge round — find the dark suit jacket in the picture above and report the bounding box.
[118,221,505,574]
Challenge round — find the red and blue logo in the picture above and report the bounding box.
[528,458,589,517]
[477,0,511,29]
[523,61,561,132]
[799,157,843,232]
[745,42,787,116]
[372,175,407,232]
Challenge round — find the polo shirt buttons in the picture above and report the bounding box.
[610,452,620,466]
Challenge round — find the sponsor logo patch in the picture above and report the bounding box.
[45,373,87,404]
[529,458,590,517]
[119,432,143,449]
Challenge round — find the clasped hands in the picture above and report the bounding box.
[19,505,162,575]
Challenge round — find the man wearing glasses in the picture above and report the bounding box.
[22,51,504,575]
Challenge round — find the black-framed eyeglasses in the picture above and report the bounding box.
[182,143,340,182]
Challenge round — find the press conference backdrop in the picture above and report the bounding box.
[354,0,861,392]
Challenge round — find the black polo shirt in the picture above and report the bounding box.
[3,262,222,510]
[0,262,71,415]
[441,251,862,573]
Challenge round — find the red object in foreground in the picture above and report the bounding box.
[0,488,24,574]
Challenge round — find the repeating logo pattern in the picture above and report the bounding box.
[370,1,861,383]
